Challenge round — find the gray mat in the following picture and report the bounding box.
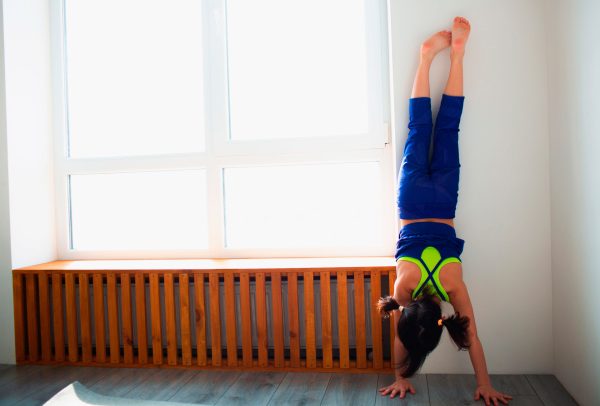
[44,381,208,406]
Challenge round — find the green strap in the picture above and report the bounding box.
[397,246,461,302]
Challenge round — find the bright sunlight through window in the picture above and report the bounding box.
[56,0,392,257]
[226,0,369,140]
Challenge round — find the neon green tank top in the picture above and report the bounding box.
[397,246,461,303]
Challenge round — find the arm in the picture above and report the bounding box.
[392,273,413,379]
[450,276,513,405]
[378,272,417,398]
[448,278,491,385]
[393,309,409,379]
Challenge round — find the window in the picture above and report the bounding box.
[52,0,395,259]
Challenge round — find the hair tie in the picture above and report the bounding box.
[437,318,443,327]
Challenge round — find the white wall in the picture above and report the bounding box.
[0,0,568,380]
[1,0,58,363]
[546,0,600,405]
[389,0,553,373]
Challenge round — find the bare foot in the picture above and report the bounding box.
[420,30,451,61]
[451,16,471,57]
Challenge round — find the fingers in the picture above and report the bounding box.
[389,388,411,399]
[380,384,417,399]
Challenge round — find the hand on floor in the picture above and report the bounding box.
[378,377,416,399]
[474,384,513,405]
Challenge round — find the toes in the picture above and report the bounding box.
[454,16,470,27]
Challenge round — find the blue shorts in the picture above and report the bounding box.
[395,221,465,262]
[397,95,465,219]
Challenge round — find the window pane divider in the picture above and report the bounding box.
[51,0,396,259]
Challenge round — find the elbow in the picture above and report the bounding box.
[467,331,479,346]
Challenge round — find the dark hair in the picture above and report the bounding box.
[377,285,470,378]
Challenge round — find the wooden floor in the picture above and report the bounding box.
[0,364,578,406]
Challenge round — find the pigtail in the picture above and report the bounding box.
[442,312,471,350]
[376,296,401,319]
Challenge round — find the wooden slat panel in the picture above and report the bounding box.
[370,271,383,368]
[271,273,284,368]
[336,271,349,368]
[255,272,268,368]
[37,272,51,362]
[93,273,106,363]
[287,272,300,368]
[388,270,395,363]
[121,273,134,364]
[13,273,25,362]
[51,273,64,362]
[194,273,206,366]
[224,272,238,367]
[354,271,367,368]
[134,273,148,364]
[25,274,39,361]
[320,271,332,368]
[107,272,120,364]
[164,273,177,365]
[149,272,162,365]
[304,271,316,368]
[209,272,222,367]
[79,273,92,362]
[179,273,192,366]
[239,272,253,367]
[194,273,207,366]
[65,273,78,362]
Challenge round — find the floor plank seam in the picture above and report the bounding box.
[264,372,287,406]
[117,368,157,399]
[318,374,328,406]
[211,372,242,406]
[426,374,432,406]
[0,367,581,406]
[520,373,538,397]
[166,370,199,402]
[525,375,546,406]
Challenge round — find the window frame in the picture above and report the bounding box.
[50,0,397,260]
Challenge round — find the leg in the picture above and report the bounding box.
[404,30,453,170]
[443,16,470,96]
[397,32,450,219]
[411,30,451,98]
[429,17,471,219]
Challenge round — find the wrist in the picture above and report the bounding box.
[394,373,408,381]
